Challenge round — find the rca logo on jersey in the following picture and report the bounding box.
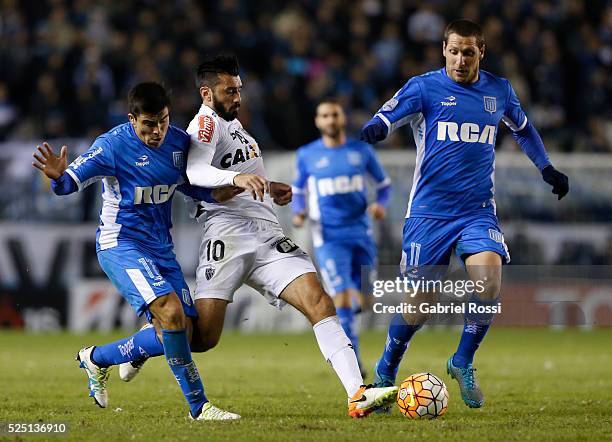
[317,175,364,197]
[220,144,260,168]
[133,184,177,204]
[198,115,215,143]
[135,155,149,167]
[436,122,495,145]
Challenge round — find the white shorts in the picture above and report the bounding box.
[194,216,316,305]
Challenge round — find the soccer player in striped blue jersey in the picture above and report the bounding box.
[360,20,568,408]
[32,82,266,420]
[292,99,391,374]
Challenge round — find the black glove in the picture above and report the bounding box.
[541,165,569,200]
[360,117,388,144]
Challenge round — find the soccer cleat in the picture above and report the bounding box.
[119,357,147,382]
[76,346,112,408]
[190,402,241,421]
[348,384,399,418]
[447,355,484,408]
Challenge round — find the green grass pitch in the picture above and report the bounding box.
[1,329,611,441]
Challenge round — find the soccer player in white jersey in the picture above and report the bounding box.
[360,20,569,408]
[120,55,398,418]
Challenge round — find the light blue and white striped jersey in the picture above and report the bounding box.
[292,138,390,238]
[375,68,528,219]
[65,122,190,253]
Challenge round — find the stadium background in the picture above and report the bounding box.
[0,0,611,333]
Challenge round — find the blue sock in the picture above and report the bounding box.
[337,307,360,363]
[91,326,164,368]
[377,313,422,379]
[452,295,498,368]
[162,329,207,418]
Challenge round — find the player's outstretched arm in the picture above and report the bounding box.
[32,142,67,180]
[512,121,569,200]
[361,77,423,144]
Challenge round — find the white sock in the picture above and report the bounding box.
[313,315,363,397]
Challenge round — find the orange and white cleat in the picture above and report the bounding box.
[348,384,399,418]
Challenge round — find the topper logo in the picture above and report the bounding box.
[134,184,177,204]
[436,122,495,145]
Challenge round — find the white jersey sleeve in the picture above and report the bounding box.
[186,110,239,187]
[186,104,278,223]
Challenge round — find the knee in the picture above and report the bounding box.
[401,309,429,326]
[154,296,186,330]
[475,274,501,300]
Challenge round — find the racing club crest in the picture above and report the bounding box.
[181,288,192,306]
[173,151,184,169]
[483,96,497,114]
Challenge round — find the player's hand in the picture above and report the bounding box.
[292,213,306,227]
[367,203,386,220]
[211,185,244,203]
[233,173,269,202]
[541,165,569,200]
[32,142,68,180]
[270,181,292,206]
[360,117,388,144]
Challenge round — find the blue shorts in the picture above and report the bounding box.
[315,236,376,295]
[97,244,197,320]
[400,212,510,276]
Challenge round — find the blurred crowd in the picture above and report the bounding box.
[0,0,610,151]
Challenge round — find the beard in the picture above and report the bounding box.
[322,126,341,138]
[213,97,239,121]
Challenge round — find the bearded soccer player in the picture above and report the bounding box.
[292,99,391,375]
[360,20,569,408]
[32,82,267,420]
[116,55,398,418]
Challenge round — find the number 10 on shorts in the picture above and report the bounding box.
[206,239,226,262]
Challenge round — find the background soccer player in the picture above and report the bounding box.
[291,99,391,375]
[31,82,266,420]
[360,19,569,408]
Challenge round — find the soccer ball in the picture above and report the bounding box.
[396,372,449,419]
